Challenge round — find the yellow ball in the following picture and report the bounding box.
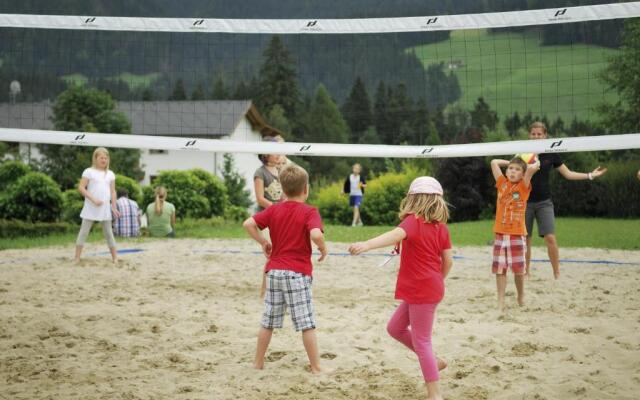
[516,153,538,164]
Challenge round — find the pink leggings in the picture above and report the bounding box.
[387,301,439,382]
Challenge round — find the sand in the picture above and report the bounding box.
[1,238,639,399]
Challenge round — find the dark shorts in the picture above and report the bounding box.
[349,195,363,207]
[525,199,556,237]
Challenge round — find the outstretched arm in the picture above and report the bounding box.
[490,159,509,181]
[348,227,406,255]
[556,164,607,181]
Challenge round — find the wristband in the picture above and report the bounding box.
[588,172,593,180]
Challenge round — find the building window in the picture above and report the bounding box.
[149,149,168,154]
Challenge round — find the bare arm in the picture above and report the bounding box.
[242,217,272,258]
[254,178,273,209]
[310,228,328,262]
[78,177,101,206]
[441,249,453,279]
[170,211,176,228]
[490,159,509,181]
[110,180,120,218]
[557,164,608,181]
[348,227,407,255]
[523,159,540,188]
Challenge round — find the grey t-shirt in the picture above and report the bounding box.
[254,165,282,211]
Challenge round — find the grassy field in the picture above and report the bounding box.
[1,218,638,251]
[59,72,160,90]
[411,29,619,122]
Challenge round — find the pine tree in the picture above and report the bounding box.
[168,79,187,101]
[222,154,252,208]
[257,36,300,119]
[191,82,206,100]
[301,85,350,179]
[470,97,498,131]
[373,81,391,144]
[211,75,228,100]
[342,77,373,142]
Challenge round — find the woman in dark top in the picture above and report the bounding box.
[525,122,607,280]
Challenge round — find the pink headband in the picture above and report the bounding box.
[408,176,443,195]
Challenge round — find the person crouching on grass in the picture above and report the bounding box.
[490,156,539,312]
[243,163,328,374]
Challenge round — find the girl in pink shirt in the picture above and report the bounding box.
[349,176,453,400]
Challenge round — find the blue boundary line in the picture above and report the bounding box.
[83,248,639,266]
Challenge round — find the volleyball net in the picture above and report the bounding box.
[1,2,640,158]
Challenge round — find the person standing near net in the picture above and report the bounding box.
[348,176,453,400]
[525,122,607,279]
[254,138,283,211]
[243,163,328,374]
[490,157,539,311]
[145,186,176,237]
[75,147,120,263]
[343,163,367,227]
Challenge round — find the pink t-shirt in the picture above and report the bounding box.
[252,201,323,276]
[395,215,452,304]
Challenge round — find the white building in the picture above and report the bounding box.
[0,100,282,203]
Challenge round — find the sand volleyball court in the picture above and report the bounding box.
[1,239,639,399]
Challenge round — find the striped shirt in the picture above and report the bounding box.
[114,197,141,237]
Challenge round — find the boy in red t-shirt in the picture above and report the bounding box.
[490,157,539,312]
[243,163,328,374]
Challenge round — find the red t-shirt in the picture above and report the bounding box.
[395,215,452,304]
[252,201,323,276]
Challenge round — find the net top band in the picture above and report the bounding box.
[1,2,640,34]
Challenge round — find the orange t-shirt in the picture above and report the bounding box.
[493,175,531,236]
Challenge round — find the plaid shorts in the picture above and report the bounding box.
[261,269,316,332]
[492,233,526,275]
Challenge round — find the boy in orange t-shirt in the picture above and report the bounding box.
[490,156,539,312]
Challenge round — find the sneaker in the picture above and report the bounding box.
[356,221,363,227]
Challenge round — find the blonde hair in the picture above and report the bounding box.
[279,163,308,197]
[529,121,547,134]
[154,186,167,216]
[91,147,110,172]
[399,193,449,223]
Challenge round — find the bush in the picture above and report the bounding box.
[61,189,84,224]
[0,160,32,188]
[141,185,155,213]
[552,159,640,218]
[146,170,211,218]
[190,168,228,217]
[0,219,74,238]
[312,165,422,226]
[115,175,143,204]
[224,205,250,222]
[0,172,63,222]
[310,181,352,225]
[361,166,422,226]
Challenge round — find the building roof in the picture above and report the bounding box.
[0,100,282,138]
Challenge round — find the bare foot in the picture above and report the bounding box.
[517,295,525,307]
[553,267,560,280]
[253,362,264,370]
[307,363,335,375]
[437,357,448,371]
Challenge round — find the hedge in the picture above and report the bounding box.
[312,165,422,226]
[0,219,74,238]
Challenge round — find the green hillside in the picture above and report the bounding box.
[412,29,619,122]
